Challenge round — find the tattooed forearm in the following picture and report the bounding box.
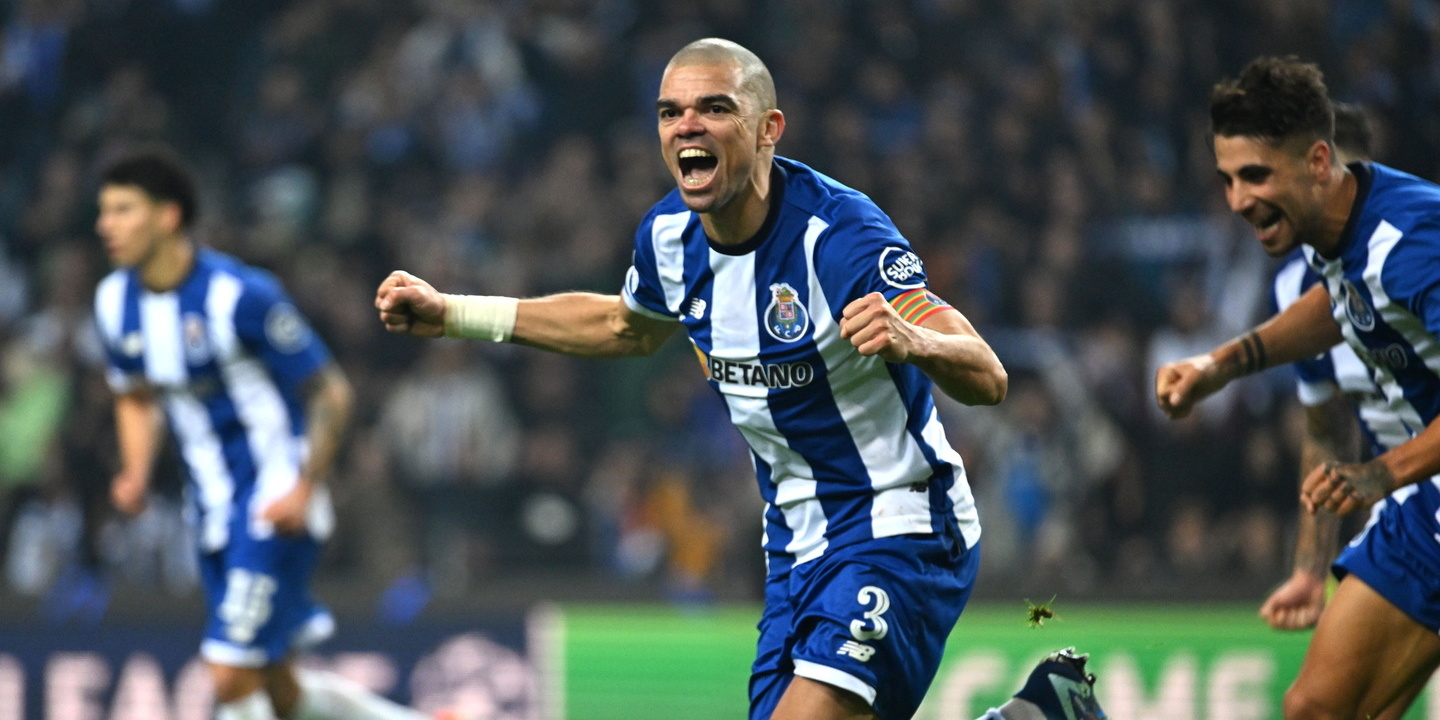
[1344,459,1396,506]
[1292,507,1340,577]
[1238,330,1268,375]
[1294,400,1353,576]
[301,365,355,483]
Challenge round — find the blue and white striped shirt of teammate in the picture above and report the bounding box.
[623,156,982,578]
[1301,162,1440,630]
[95,248,336,664]
[1273,251,1411,455]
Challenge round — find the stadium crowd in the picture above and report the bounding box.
[1,0,1436,610]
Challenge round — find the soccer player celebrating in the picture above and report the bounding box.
[377,38,1105,720]
[95,149,440,720]
[1157,58,1440,717]
[1259,102,1385,633]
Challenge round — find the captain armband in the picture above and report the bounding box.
[441,294,518,342]
[889,289,953,325]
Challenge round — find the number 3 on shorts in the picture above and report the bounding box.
[218,568,277,644]
[850,586,891,641]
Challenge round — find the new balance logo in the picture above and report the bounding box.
[688,298,707,319]
[1049,676,1103,720]
[837,641,876,662]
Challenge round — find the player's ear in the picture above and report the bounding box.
[1306,139,1332,180]
[157,200,184,236]
[759,109,785,149]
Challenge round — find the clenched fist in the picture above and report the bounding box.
[1259,570,1326,630]
[840,292,925,362]
[375,270,446,338]
[1155,353,1229,419]
[1301,460,1394,516]
[111,471,149,516]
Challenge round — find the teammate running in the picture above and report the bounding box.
[1259,102,1385,632]
[95,148,443,720]
[1157,57,1440,718]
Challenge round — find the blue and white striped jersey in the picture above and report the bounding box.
[94,248,334,552]
[1305,165,1440,624]
[1304,163,1440,443]
[622,157,982,576]
[1273,252,1409,454]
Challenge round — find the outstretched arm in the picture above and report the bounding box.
[1156,284,1343,418]
[1261,396,1350,630]
[112,390,164,515]
[512,293,681,357]
[375,270,679,357]
[262,363,354,534]
[839,292,1007,406]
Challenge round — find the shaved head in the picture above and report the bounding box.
[666,38,776,114]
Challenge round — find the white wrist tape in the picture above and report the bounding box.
[442,294,518,342]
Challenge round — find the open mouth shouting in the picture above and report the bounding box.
[1250,203,1285,244]
[678,147,719,190]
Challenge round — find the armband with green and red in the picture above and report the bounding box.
[889,289,952,325]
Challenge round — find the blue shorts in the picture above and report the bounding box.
[749,531,979,720]
[197,529,333,667]
[1335,480,1440,632]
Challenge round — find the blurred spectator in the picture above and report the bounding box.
[0,0,78,113]
[1145,271,1238,428]
[0,339,72,593]
[379,340,518,595]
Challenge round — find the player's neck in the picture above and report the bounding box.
[1312,167,1358,256]
[139,236,196,292]
[701,163,773,246]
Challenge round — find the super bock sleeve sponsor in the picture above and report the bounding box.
[809,203,936,314]
[877,248,925,290]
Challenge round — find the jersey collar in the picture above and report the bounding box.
[707,162,786,256]
[1323,161,1374,260]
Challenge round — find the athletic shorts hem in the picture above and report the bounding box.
[201,640,269,668]
[793,659,877,704]
[1333,489,1440,633]
[1337,562,1417,631]
[293,610,336,650]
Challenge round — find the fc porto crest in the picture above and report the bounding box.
[1340,279,1376,331]
[765,282,810,342]
[182,312,212,364]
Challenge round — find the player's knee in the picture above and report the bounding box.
[261,664,302,717]
[208,663,266,704]
[1283,682,1353,720]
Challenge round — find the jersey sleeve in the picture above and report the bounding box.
[231,270,332,389]
[1390,219,1440,339]
[811,199,951,323]
[1271,255,1336,405]
[93,274,144,394]
[621,209,684,321]
[1293,353,1339,406]
[1411,239,1440,339]
[100,342,142,394]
